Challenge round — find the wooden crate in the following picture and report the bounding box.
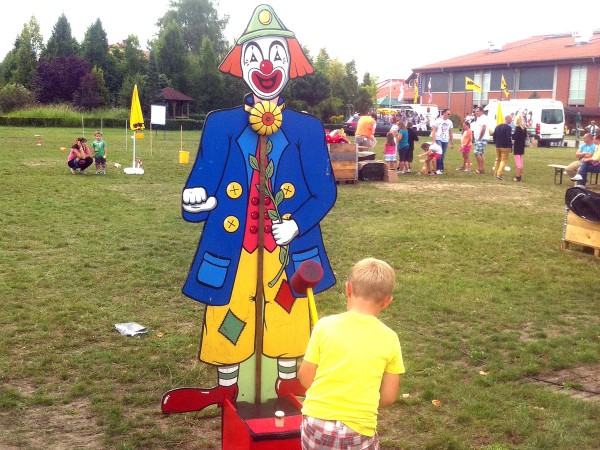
[561,209,600,257]
[328,143,357,183]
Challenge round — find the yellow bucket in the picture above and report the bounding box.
[179,151,190,164]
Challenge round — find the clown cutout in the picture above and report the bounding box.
[162,4,337,413]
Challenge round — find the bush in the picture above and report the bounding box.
[0,84,35,113]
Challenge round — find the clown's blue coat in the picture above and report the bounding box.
[182,101,337,306]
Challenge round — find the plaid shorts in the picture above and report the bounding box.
[301,416,379,450]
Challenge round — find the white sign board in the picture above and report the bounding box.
[151,105,167,125]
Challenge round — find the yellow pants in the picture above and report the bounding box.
[200,248,311,365]
[494,148,511,176]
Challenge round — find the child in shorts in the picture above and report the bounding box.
[383,132,398,171]
[458,121,473,171]
[91,131,108,175]
[299,258,405,449]
[420,142,443,176]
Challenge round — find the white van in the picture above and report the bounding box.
[484,99,565,146]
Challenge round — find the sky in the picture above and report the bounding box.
[1,0,598,82]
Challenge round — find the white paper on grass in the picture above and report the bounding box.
[115,322,148,336]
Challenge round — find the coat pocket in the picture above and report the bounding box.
[290,246,322,274]
[197,252,231,289]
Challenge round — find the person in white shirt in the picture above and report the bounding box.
[471,106,489,174]
[419,142,443,176]
[586,120,598,136]
[430,108,454,174]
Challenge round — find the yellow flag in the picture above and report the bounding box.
[413,74,419,104]
[501,75,510,99]
[129,84,145,131]
[465,77,482,93]
[496,101,504,126]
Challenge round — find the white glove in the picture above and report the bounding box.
[182,187,217,213]
[272,219,299,246]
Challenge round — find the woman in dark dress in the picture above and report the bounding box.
[512,115,527,181]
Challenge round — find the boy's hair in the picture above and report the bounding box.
[348,258,395,303]
[421,142,430,150]
[95,130,102,136]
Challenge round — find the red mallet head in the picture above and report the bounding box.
[290,260,324,295]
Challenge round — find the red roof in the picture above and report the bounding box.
[415,33,600,71]
[161,87,194,101]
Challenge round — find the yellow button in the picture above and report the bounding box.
[280,182,295,198]
[226,182,243,199]
[223,216,239,232]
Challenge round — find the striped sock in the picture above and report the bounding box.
[277,358,297,379]
[218,364,239,386]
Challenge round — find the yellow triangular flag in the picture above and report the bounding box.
[465,77,482,93]
[501,75,510,99]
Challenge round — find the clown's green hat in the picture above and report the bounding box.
[236,4,295,45]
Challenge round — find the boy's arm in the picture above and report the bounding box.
[379,372,400,408]
[298,360,318,390]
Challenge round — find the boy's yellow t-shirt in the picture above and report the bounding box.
[301,311,405,436]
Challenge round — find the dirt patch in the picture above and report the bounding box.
[375,179,547,208]
[0,399,103,449]
[517,320,580,343]
[527,364,600,402]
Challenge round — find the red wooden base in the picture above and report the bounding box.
[222,396,302,450]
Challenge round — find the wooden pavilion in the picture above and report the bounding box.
[160,87,194,119]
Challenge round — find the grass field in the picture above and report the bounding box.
[1,125,599,449]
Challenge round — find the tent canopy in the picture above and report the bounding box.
[377,96,403,108]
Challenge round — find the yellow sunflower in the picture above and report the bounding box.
[249,101,282,136]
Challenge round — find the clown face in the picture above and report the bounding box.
[242,37,289,101]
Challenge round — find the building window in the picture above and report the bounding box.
[519,67,554,91]
[569,65,587,105]
[473,71,490,103]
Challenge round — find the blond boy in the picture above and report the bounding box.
[299,258,405,449]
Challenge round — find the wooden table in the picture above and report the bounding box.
[548,164,568,184]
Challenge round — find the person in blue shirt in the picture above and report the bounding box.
[565,133,596,179]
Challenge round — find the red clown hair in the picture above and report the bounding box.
[219,37,314,79]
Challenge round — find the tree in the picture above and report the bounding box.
[81,19,109,70]
[12,17,43,89]
[342,61,359,107]
[159,0,228,55]
[0,83,35,112]
[121,35,148,81]
[288,72,330,108]
[42,14,79,60]
[73,71,104,110]
[189,37,223,113]
[327,59,345,101]
[143,51,163,108]
[154,20,188,91]
[354,87,375,115]
[33,55,90,104]
[313,49,330,77]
